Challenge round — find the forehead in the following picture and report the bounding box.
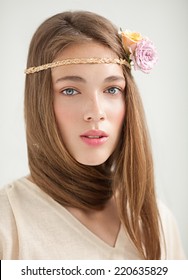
[51,64,125,86]
[54,41,118,61]
[51,41,124,81]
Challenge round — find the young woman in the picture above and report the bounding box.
[0,11,185,260]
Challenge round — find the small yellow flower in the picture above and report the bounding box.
[121,30,143,52]
[124,31,142,42]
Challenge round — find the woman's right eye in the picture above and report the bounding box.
[61,88,79,96]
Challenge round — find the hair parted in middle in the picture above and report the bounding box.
[24,11,162,259]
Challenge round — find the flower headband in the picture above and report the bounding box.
[25,30,157,74]
[120,29,158,73]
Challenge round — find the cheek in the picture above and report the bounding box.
[117,105,126,123]
[109,100,126,127]
[53,102,72,137]
[54,100,78,127]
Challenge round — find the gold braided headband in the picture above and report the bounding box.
[25,57,130,74]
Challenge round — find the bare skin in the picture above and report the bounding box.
[66,197,121,247]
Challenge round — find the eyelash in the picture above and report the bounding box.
[60,86,123,96]
[60,88,80,96]
[104,87,123,95]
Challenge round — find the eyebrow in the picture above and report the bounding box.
[55,75,125,84]
[55,76,86,84]
[104,76,125,83]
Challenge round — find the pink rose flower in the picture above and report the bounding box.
[130,39,158,73]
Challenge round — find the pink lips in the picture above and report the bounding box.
[80,130,109,146]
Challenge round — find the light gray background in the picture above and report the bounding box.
[0,0,187,257]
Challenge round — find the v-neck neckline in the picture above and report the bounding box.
[57,204,124,250]
[23,177,124,250]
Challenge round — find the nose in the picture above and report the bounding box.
[83,94,106,122]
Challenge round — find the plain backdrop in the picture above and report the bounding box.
[0,0,187,257]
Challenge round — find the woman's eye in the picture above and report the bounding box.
[61,88,79,96]
[105,87,122,95]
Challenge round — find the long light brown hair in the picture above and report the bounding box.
[24,11,161,259]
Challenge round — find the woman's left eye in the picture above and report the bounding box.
[105,87,122,95]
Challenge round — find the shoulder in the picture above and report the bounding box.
[0,177,38,232]
[0,177,48,259]
[0,179,23,259]
[157,200,176,225]
[0,182,14,212]
[157,200,186,259]
[157,200,181,234]
[0,177,32,223]
[0,177,46,203]
[0,177,31,204]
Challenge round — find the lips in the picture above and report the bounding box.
[80,130,109,146]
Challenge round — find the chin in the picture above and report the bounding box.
[76,157,109,166]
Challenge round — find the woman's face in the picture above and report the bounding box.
[52,41,126,166]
